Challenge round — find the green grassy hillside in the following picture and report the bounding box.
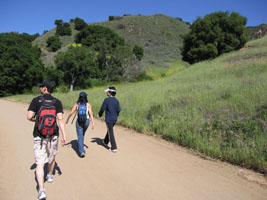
[32,14,190,70]
[9,35,267,173]
[97,14,190,68]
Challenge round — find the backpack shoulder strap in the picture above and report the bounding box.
[51,97,57,105]
[40,95,45,103]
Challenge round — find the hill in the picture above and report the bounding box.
[247,24,267,39]
[32,14,190,69]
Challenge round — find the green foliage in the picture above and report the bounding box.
[137,71,153,81]
[46,35,61,52]
[133,45,144,61]
[75,25,140,82]
[0,32,44,96]
[55,85,69,93]
[54,19,63,26]
[182,11,249,64]
[56,21,72,36]
[75,25,125,49]
[32,14,190,77]
[55,46,98,90]
[74,17,88,31]
[109,16,115,21]
[43,66,63,87]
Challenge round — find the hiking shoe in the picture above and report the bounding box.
[80,152,85,158]
[37,189,46,200]
[46,174,54,183]
[111,149,117,153]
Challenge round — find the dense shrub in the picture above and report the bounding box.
[74,17,87,31]
[46,35,61,52]
[181,11,249,64]
[133,45,144,61]
[55,20,72,36]
[0,32,44,96]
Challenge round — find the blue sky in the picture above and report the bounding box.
[0,0,266,35]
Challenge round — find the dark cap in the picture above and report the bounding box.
[37,80,54,89]
[79,92,88,97]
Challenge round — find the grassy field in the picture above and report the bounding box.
[7,36,267,173]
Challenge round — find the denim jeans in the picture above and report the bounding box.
[76,119,90,155]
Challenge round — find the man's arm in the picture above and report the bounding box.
[27,111,36,122]
[98,99,107,117]
[57,112,66,146]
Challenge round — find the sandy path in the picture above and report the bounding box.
[0,99,266,200]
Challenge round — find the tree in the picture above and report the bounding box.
[46,35,61,52]
[55,21,72,36]
[133,45,144,61]
[74,17,87,31]
[0,33,44,96]
[43,66,63,87]
[181,11,249,64]
[55,46,97,91]
[75,25,125,50]
[55,19,63,26]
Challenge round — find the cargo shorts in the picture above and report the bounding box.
[34,136,59,164]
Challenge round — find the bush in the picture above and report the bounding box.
[74,17,87,31]
[181,11,249,64]
[46,35,61,52]
[133,45,144,61]
[137,72,153,81]
[55,85,69,93]
[56,22,72,36]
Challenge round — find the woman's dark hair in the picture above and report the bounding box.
[109,87,116,96]
[77,96,88,104]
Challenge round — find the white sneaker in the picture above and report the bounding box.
[37,189,46,200]
[111,149,117,153]
[46,174,54,183]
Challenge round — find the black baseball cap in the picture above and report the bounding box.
[37,80,54,89]
[79,92,88,97]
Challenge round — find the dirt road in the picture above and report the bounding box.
[0,99,266,200]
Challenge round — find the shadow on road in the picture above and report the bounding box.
[91,137,110,150]
[30,162,62,191]
[65,139,88,157]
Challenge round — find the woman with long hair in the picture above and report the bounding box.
[66,92,94,157]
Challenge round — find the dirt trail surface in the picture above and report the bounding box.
[0,99,266,200]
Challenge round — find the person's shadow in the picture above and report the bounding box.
[65,140,88,157]
[91,137,110,150]
[30,162,62,192]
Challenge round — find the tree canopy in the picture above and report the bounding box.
[181,11,249,64]
[55,19,72,36]
[46,35,61,52]
[0,32,44,96]
[55,46,97,91]
[74,17,88,31]
[75,25,125,50]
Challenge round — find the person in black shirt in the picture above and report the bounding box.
[99,87,121,153]
[27,80,66,200]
